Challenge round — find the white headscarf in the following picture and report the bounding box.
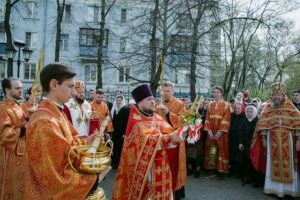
[111,96,126,119]
[245,105,258,122]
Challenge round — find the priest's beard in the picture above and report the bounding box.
[140,108,154,116]
[272,98,284,108]
[75,97,84,104]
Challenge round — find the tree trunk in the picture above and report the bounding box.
[97,0,106,89]
[55,0,65,62]
[4,0,15,77]
[150,0,168,96]
[149,0,159,95]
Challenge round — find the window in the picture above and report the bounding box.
[64,4,72,21]
[119,66,130,83]
[24,63,36,80]
[25,1,38,18]
[0,32,5,43]
[120,37,126,52]
[25,32,38,48]
[121,9,127,23]
[88,6,100,22]
[85,65,97,82]
[0,1,4,17]
[171,34,192,53]
[79,28,108,47]
[0,62,6,79]
[175,65,190,85]
[60,34,69,50]
[177,13,192,29]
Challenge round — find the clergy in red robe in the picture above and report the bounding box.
[90,89,114,135]
[25,63,97,199]
[204,86,231,179]
[112,84,182,200]
[156,81,187,199]
[250,82,300,198]
[0,77,28,200]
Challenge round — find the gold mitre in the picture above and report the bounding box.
[271,82,286,94]
[75,80,85,90]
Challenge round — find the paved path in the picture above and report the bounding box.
[99,169,300,200]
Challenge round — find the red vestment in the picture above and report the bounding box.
[156,97,187,192]
[0,99,28,200]
[112,106,176,200]
[204,101,231,172]
[250,97,300,182]
[90,100,114,134]
[25,99,97,199]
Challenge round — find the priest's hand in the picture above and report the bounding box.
[296,138,300,152]
[208,131,214,140]
[159,104,169,116]
[170,132,182,143]
[215,131,223,139]
[86,134,96,145]
[239,144,244,151]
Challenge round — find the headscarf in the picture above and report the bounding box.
[111,95,126,119]
[234,102,245,115]
[251,98,261,110]
[245,105,258,122]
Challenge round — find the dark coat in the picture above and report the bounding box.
[229,112,246,161]
[240,117,258,153]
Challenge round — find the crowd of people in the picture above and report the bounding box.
[0,62,300,199]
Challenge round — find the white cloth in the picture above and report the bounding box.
[264,131,300,197]
[65,98,92,137]
[110,96,126,119]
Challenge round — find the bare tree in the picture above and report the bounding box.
[4,0,21,76]
[54,0,65,62]
[97,0,117,89]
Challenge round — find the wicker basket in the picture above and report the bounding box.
[68,140,113,174]
[86,187,106,200]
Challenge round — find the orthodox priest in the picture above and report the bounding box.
[0,77,28,199]
[112,84,182,200]
[250,82,300,198]
[65,80,92,137]
[156,81,187,199]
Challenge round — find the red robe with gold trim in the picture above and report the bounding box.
[204,101,231,172]
[112,106,176,200]
[156,97,187,193]
[0,99,28,200]
[90,100,114,134]
[250,97,300,181]
[24,99,97,200]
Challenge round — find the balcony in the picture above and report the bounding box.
[79,46,107,58]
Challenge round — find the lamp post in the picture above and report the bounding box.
[6,40,33,78]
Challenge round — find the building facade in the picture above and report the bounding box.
[0,0,220,96]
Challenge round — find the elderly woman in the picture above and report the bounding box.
[239,105,258,184]
[229,102,246,177]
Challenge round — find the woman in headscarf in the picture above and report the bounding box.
[229,102,246,177]
[239,105,261,186]
[111,95,129,169]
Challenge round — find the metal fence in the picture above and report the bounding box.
[0,89,210,102]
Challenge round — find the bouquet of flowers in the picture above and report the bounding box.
[178,95,204,144]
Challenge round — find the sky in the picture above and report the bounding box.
[282,7,300,31]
